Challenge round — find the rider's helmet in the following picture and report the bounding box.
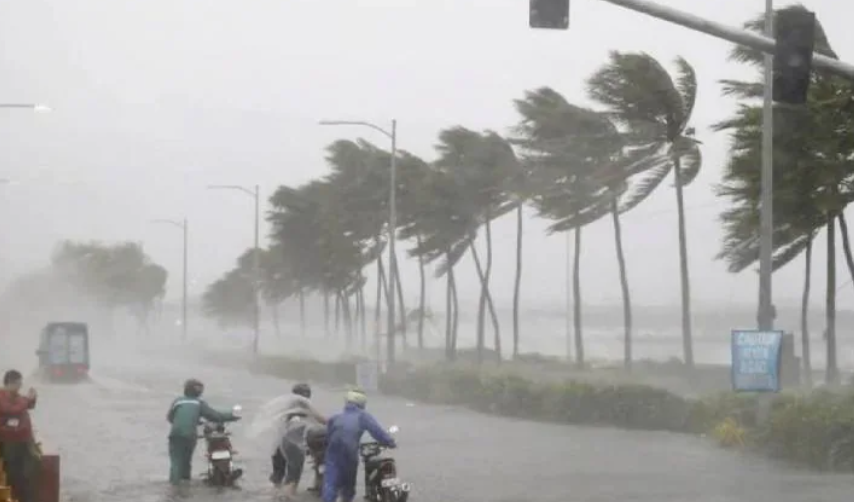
[345,388,367,409]
[184,378,204,398]
[292,382,312,399]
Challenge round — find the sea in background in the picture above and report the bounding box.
[179,300,854,371]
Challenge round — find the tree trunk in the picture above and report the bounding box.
[377,256,392,356]
[323,292,330,338]
[512,204,523,360]
[341,291,353,351]
[472,237,487,364]
[271,302,281,338]
[826,214,839,385]
[374,257,383,347]
[393,257,408,348]
[484,217,501,362]
[450,264,460,358]
[299,289,306,337]
[417,235,427,350]
[374,257,383,361]
[673,156,694,368]
[476,226,489,363]
[837,213,854,291]
[468,240,501,364]
[801,234,813,388]
[611,196,633,371]
[335,289,343,336]
[358,284,367,351]
[572,227,584,368]
[378,257,392,328]
[445,250,453,361]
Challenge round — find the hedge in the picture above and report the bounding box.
[221,354,854,472]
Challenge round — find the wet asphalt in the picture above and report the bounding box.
[24,347,854,502]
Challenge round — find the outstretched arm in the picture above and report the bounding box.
[306,402,327,425]
[200,401,237,422]
[360,413,396,447]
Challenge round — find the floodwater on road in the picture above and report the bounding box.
[27,350,854,502]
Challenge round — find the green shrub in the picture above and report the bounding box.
[231,353,854,472]
[752,390,854,470]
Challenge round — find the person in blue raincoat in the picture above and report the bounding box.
[322,388,395,502]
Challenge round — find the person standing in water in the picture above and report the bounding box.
[0,370,38,502]
[270,383,326,498]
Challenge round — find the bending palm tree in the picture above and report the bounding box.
[588,53,702,368]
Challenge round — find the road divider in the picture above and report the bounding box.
[204,352,854,473]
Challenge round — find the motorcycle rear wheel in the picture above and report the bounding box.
[380,486,408,502]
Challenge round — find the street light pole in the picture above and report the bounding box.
[151,218,189,341]
[208,184,262,355]
[758,0,774,331]
[182,217,189,342]
[318,119,398,365]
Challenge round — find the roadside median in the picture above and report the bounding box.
[205,352,854,472]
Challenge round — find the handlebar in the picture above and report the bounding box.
[359,441,395,457]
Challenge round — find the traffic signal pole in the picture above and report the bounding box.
[598,0,854,82]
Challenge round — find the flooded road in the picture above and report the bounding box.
[28,351,854,502]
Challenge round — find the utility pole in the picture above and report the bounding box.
[208,184,262,355]
[182,218,189,341]
[151,218,189,341]
[757,0,774,331]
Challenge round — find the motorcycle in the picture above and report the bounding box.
[361,425,410,502]
[305,423,328,492]
[199,404,244,487]
[306,425,410,502]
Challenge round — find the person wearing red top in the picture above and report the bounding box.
[0,370,37,502]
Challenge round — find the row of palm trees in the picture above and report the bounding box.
[203,47,701,369]
[203,5,853,380]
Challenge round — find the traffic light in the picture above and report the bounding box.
[530,0,569,30]
[773,9,816,105]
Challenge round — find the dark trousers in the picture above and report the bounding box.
[1,441,37,502]
[270,448,286,485]
[168,436,197,485]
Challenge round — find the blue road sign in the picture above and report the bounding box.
[731,329,784,392]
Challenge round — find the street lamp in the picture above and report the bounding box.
[208,184,261,355]
[0,104,51,112]
[318,119,399,365]
[151,218,189,342]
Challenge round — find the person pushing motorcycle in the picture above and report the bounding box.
[166,378,240,485]
[270,382,326,498]
[322,388,395,502]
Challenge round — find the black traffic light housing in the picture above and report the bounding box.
[773,9,816,105]
[530,0,569,30]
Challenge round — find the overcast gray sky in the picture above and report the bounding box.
[0,0,851,312]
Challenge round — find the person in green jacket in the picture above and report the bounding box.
[166,378,240,485]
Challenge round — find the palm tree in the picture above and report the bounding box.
[433,127,512,363]
[715,5,854,384]
[396,150,437,350]
[512,87,654,369]
[587,52,702,369]
[408,166,480,361]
